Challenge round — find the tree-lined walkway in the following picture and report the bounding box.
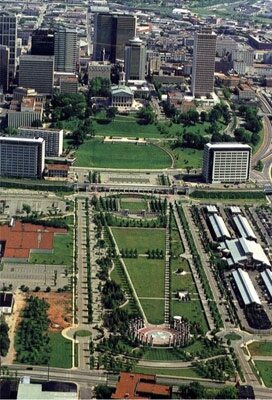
[164,204,171,325]
[171,202,215,331]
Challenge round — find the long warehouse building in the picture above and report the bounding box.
[260,269,272,299]
[233,214,257,241]
[232,268,261,306]
[208,213,231,241]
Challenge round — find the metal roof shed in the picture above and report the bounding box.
[232,268,261,306]
[261,269,272,298]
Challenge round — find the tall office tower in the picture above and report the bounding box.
[18,127,63,157]
[19,55,54,95]
[0,136,45,178]
[31,29,54,56]
[202,143,252,183]
[93,13,136,63]
[124,37,146,80]
[191,26,217,97]
[54,26,78,73]
[0,45,9,92]
[0,11,17,76]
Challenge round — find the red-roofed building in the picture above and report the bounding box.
[0,221,67,262]
[111,372,172,399]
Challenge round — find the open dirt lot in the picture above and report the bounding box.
[2,291,73,365]
[33,292,73,331]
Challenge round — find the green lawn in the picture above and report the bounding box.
[124,258,165,298]
[254,361,272,387]
[93,116,162,139]
[120,200,148,211]
[29,231,73,268]
[74,139,171,169]
[163,144,203,169]
[225,333,241,341]
[112,227,165,254]
[170,227,185,256]
[248,342,272,357]
[48,332,72,368]
[140,298,165,324]
[171,299,208,334]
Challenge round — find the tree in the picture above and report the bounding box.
[31,119,43,127]
[106,107,118,120]
[22,203,31,214]
[3,126,18,135]
[255,159,264,171]
[94,384,114,399]
[137,106,156,124]
[216,386,238,399]
[179,382,205,399]
[0,315,10,356]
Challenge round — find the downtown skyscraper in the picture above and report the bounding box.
[0,11,17,76]
[191,26,216,97]
[93,13,136,63]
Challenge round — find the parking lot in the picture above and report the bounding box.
[0,189,66,219]
[0,263,69,291]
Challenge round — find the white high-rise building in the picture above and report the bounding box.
[0,136,45,178]
[202,143,252,183]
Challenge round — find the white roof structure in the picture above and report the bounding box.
[233,214,257,241]
[206,205,218,213]
[261,269,272,298]
[209,213,231,240]
[230,206,241,214]
[232,268,261,306]
[222,238,271,268]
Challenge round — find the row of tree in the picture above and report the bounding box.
[15,296,51,365]
[0,315,10,357]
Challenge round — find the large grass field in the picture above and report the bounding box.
[48,332,72,368]
[124,258,165,298]
[111,227,166,323]
[111,227,165,254]
[254,361,272,387]
[120,199,148,211]
[164,144,203,169]
[29,230,73,268]
[92,115,216,140]
[248,341,272,357]
[93,115,162,139]
[170,258,208,333]
[140,298,165,324]
[74,139,171,169]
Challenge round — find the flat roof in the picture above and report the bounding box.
[205,142,252,149]
[0,292,13,308]
[0,136,44,144]
[232,268,261,305]
[206,205,218,213]
[230,206,241,214]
